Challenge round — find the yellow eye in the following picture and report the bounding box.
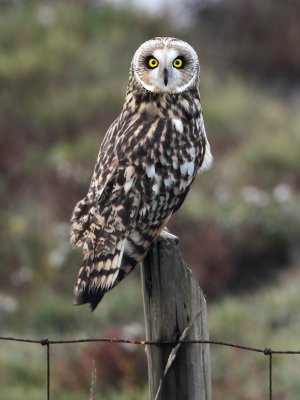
[173,57,184,69]
[147,57,159,69]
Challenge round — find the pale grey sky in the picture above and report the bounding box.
[105,0,183,14]
[101,0,195,23]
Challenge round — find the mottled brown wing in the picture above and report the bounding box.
[70,115,168,309]
[71,107,205,310]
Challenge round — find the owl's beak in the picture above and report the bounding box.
[163,68,169,86]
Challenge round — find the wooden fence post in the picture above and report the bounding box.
[141,236,211,400]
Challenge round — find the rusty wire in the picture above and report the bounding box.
[1,335,300,400]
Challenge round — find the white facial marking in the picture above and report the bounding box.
[133,38,199,93]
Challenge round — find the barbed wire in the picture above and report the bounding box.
[1,335,300,400]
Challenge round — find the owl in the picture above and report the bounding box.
[70,37,212,311]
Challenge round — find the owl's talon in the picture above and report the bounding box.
[159,229,179,244]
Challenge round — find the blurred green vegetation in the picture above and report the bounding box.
[0,1,299,399]
[209,267,300,400]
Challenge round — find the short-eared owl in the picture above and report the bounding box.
[71,37,212,310]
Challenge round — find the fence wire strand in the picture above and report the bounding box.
[1,335,300,400]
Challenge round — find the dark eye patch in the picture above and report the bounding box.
[173,56,186,69]
[145,55,159,69]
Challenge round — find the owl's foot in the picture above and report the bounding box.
[159,228,179,244]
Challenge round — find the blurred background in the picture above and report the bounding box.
[0,0,299,399]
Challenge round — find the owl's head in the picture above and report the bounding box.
[132,37,199,94]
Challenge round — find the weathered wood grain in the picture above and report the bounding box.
[141,236,211,400]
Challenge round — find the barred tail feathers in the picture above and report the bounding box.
[74,239,125,311]
[73,231,154,311]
